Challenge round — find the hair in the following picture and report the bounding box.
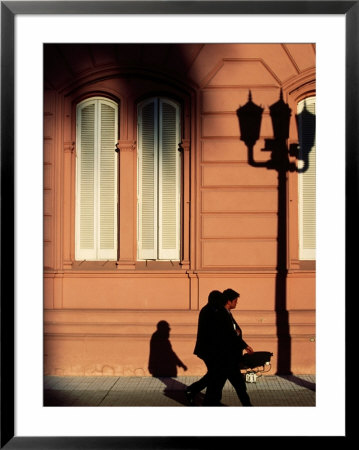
[156,320,170,331]
[222,288,240,303]
[207,290,224,307]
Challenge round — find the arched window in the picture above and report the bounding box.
[297,96,316,260]
[75,97,118,260]
[137,98,181,260]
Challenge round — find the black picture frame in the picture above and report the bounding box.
[1,1,354,447]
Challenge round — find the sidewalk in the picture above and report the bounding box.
[44,374,315,407]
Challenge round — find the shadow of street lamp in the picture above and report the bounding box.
[237,91,265,168]
[237,90,314,375]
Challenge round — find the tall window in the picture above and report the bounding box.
[137,98,181,260]
[297,96,316,260]
[75,97,118,260]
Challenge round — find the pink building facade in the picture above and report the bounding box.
[43,43,316,376]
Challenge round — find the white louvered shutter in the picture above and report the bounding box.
[137,98,181,260]
[76,98,118,260]
[138,99,158,259]
[98,100,118,259]
[158,99,181,260]
[76,101,96,260]
[297,97,316,260]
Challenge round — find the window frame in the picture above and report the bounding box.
[297,95,316,261]
[137,96,182,261]
[75,96,119,261]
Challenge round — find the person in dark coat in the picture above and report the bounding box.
[218,288,253,406]
[185,288,253,406]
[184,290,224,405]
[193,290,224,361]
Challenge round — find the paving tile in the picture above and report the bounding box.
[44,375,316,407]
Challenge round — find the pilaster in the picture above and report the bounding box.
[116,140,137,269]
[179,139,191,269]
[63,141,75,269]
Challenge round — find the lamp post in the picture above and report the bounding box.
[237,90,295,375]
[237,91,265,168]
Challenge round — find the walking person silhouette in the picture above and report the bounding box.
[186,289,253,406]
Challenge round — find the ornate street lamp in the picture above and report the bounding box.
[237,89,297,171]
[265,89,298,172]
[237,91,264,149]
[295,100,316,173]
[237,89,297,375]
[236,91,265,168]
[269,89,291,142]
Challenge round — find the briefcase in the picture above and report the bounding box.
[239,351,273,370]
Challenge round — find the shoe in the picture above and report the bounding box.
[185,389,196,406]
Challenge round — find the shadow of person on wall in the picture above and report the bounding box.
[148,320,187,377]
[148,320,190,405]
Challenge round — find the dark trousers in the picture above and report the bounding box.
[202,359,227,406]
[187,372,209,395]
[227,365,252,406]
[192,359,252,406]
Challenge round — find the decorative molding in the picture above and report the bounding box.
[288,259,316,273]
[180,260,190,270]
[178,139,190,153]
[283,68,316,100]
[63,260,73,269]
[116,260,136,270]
[204,58,282,89]
[115,140,136,153]
[64,141,75,153]
[281,44,301,75]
